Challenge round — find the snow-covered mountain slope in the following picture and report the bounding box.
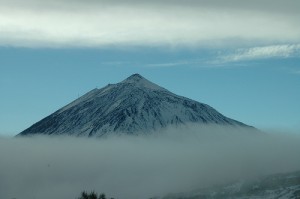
[160,170,300,199]
[18,74,252,137]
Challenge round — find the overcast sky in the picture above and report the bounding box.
[0,0,300,47]
[0,0,300,135]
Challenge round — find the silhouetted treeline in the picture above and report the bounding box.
[78,191,114,199]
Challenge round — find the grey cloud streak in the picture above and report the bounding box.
[0,0,299,48]
[4,0,299,12]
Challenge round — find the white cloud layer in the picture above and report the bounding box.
[1,126,300,199]
[0,0,300,48]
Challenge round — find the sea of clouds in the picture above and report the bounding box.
[1,125,300,199]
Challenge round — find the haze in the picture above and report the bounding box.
[1,126,300,199]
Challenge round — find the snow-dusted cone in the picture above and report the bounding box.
[18,74,252,137]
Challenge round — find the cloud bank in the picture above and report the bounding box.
[0,0,299,48]
[1,126,300,199]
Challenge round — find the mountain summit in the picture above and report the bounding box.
[18,74,251,137]
[121,73,166,91]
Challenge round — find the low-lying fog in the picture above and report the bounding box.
[1,125,300,199]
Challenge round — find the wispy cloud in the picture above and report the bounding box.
[217,44,300,63]
[0,0,299,48]
[146,44,300,68]
[146,60,205,67]
[292,70,300,75]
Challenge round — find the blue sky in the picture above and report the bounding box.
[0,0,300,135]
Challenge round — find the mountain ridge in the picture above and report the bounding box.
[18,74,252,137]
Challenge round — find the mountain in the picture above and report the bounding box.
[159,170,300,199]
[18,74,252,137]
